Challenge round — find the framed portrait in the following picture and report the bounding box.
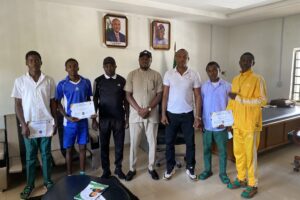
[151,20,170,50]
[103,14,128,48]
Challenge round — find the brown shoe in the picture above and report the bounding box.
[227,178,247,189]
[241,186,258,198]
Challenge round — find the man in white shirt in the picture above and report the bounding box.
[11,51,57,199]
[161,48,201,180]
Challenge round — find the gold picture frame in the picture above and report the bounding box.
[103,14,128,48]
[151,20,170,50]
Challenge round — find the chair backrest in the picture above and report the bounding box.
[4,114,23,173]
[4,114,21,159]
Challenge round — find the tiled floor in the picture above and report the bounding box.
[1,133,300,200]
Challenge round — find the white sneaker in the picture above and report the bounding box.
[186,168,197,181]
[163,168,175,180]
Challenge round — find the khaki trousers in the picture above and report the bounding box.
[129,121,158,171]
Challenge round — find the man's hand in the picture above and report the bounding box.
[125,118,129,129]
[90,114,97,119]
[228,92,237,100]
[227,126,233,132]
[161,114,169,125]
[217,124,225,129]
[138,108,150,119]
[53,124,57,135]
[193,118,202,129]
[92,119,99,131]
[66,116,80,122]
[21,122,30,138]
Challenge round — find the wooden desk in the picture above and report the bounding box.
[214,106,300,161]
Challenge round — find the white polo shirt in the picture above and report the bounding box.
[11,72,56,122]
[163,67,201,114]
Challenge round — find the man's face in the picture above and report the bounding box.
[112,19,121,33]
[26,55,42,73]
[139,55,152,70]
[206,64,220,82]
[175,50,189,67]
[103,63,116,77]
[158,29,165,40]
[65,60,79,76]
[239,55,254,72]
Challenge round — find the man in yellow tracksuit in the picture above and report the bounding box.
[227,52,267,199]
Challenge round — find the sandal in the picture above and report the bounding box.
[20,185,34,199]
[241,186,258,198]
[198,171,213,180]
[44,181,54,191]
[219,173,230,184]
[227,178,247,189]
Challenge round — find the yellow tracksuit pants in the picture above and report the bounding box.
[233,129,260,187]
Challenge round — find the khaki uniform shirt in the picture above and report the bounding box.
[124,68,163,123]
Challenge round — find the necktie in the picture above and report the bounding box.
[115,33,120,42]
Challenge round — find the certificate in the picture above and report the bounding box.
[28,119,54,138]
[71,101,95,119]
[211,110,234,128]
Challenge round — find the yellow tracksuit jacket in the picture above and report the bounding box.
[227,69,267,132]
[227,69,267,187]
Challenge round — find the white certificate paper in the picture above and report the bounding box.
[71,101,95,119]
[211,110,234,128]
[28,119,54,138]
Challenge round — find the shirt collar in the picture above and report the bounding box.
[207,78,224,86]
[174,66,190,75]
[104,74,117,79]
[240,69,253,76]
[65,75,82,82]
[26,72,45,83]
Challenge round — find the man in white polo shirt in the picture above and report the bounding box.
[161,48,201,180]
[11,51,57,199]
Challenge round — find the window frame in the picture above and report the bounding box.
[290,48,300,101]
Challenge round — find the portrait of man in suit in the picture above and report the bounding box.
[104,14,128,47]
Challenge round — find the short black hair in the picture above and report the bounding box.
[65,58,78,67]
[25,51,41,60]
[206,61,220,71]
[240,52,255,61]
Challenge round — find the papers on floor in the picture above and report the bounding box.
[28,119,54,138]
[74,181,108,200]
[211,110,234,128]
[71,101,96,119]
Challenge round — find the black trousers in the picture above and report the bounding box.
[99,118,125,171]
[165,111,195,172]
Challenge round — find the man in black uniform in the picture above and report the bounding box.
[92,57,129,179]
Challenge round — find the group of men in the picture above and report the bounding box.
[12,48,266,199]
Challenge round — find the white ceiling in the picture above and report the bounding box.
[42,0,300,26]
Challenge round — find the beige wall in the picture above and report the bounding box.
[0,0,230,131]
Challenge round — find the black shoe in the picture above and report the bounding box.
[101,170,111,179]
[114,168,126,179]
[125,170,136,181]
[148,169,159,180]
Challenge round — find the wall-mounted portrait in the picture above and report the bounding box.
[103,14,128,48]
[151,20,170,50]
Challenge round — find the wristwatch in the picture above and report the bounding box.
[148,107,152,112]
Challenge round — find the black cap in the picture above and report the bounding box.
[103,57,116,65]
[139,50,152,58]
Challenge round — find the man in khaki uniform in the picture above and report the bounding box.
[124,50,163,181]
